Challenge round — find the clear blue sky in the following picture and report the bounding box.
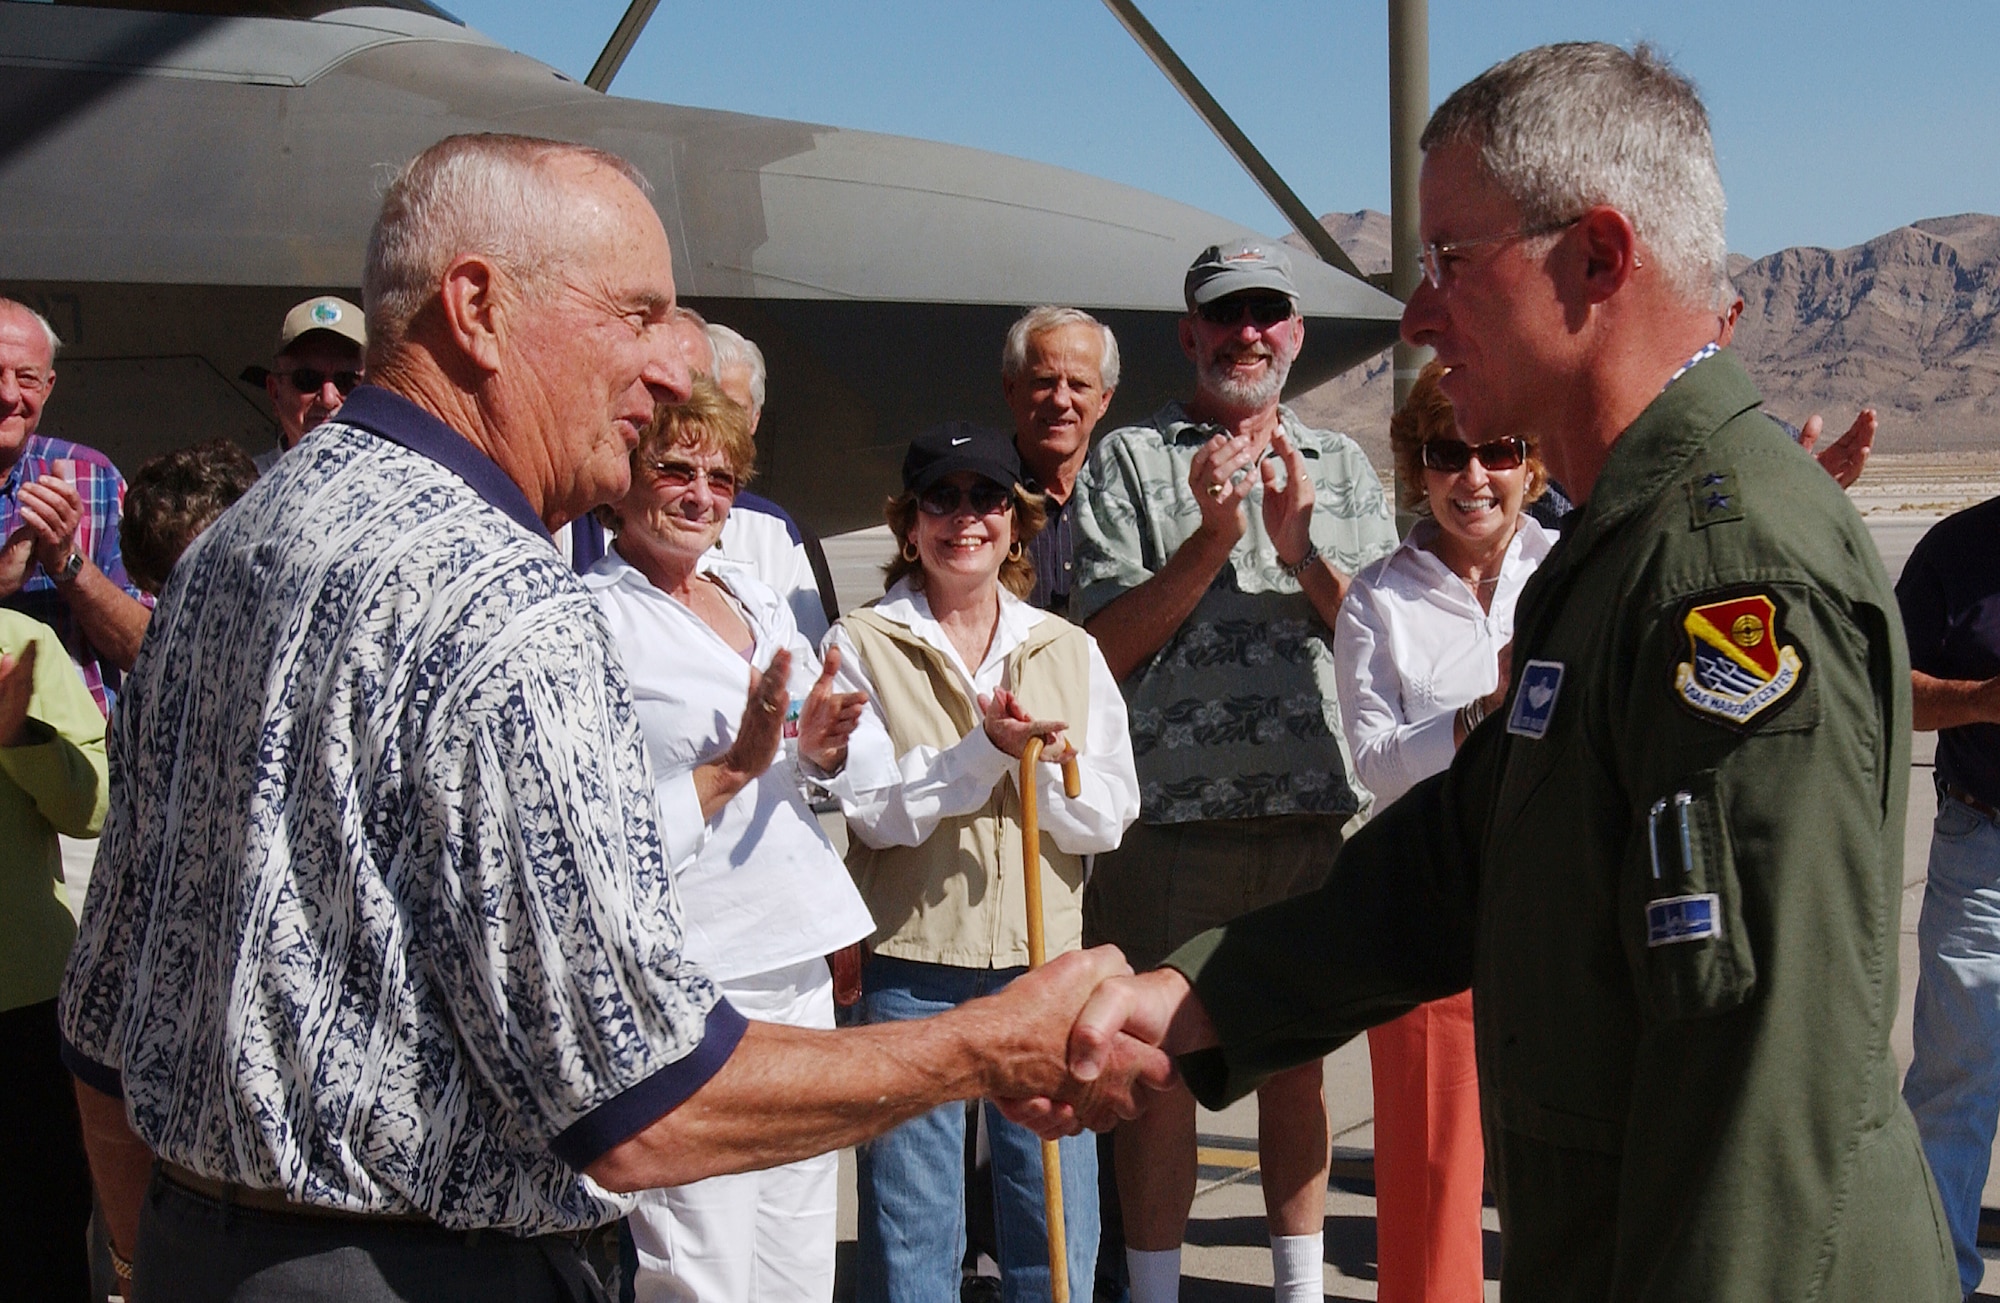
[446,0,2000,260]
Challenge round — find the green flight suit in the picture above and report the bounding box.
[1167,352,1958,1301]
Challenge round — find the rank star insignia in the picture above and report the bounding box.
[1687,469,1743,528]
[1673,592,1805,728]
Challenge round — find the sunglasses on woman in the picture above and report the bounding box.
[647,460,739,497]
[916,481,1013,517]
[1420,436,1529,474]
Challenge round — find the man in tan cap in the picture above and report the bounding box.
[250,294,366,469]
[1068,238,1397,1303]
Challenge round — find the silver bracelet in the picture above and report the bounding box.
[1278,540,1320,581]
[1459,697,1490,735]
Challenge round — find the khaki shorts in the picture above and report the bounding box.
[1083,814,1352,972]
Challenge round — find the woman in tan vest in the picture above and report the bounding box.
[821,422,1139,1303]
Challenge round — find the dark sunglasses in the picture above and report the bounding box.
[1196,296,1295,328]
[278,367,363,396]
[917,481,1013,517]
[1420,436,1529,474]
[647,460,739,497]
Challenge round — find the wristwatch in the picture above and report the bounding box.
[53,547,84,585]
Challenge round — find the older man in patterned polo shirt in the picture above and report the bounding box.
[1071,239,1397,1303]
[58,133,1162,1303]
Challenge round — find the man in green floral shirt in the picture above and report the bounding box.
[1070,238,1395,1303]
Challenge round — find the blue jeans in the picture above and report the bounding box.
[1903,791,2000,1296]
[856,955,1099,1303]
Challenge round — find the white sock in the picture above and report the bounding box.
[1270,1232,1324,1302]
[1126,1246,1182,1303]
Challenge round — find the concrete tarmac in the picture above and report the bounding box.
[821,513,2000,1300]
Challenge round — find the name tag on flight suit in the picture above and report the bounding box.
[1646,892,1722,946]
[1507,660,1565,738]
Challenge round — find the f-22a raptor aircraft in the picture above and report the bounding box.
[0,0,1401,533]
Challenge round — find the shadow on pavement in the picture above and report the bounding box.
[1182,1212,1504,1285]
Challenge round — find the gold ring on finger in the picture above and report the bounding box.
[1205,482,1226,499]
[760,697,782,715]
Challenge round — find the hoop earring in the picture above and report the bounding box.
[1008,541,1024,561]
[901,540,921,563]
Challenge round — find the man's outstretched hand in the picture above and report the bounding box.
[992,965,1215,1139]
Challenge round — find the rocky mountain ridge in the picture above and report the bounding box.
[1288,210,2000,467]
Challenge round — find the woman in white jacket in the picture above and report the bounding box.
[1332,362,1554,1303]
[584,379,878,1303]
[824,422,1139,1303]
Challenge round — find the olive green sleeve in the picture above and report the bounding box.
[1164,723,1497,1108]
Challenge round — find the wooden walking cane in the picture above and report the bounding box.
[1019,734,1083,1303]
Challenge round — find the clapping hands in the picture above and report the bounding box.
[797,645,867,772]
[1258,429,1315,566]
[726,651,792,780]
[15,476,83,578]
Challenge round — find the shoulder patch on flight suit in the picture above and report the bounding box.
[1686,470,1743,529]
[1671,590,1808,729]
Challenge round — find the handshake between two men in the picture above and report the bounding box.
[587,947,1206,1193]
[995,952,1211,1138]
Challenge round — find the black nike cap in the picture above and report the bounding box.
[900,421,1022,495]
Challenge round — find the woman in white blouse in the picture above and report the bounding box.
[1332,362,1555,1303]
[584,379,878,1303]
[824,422,1139,1303]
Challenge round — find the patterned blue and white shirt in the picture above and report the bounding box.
[59,387,744,1235]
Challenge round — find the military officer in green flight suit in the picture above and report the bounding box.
[1019,40,1961,1302]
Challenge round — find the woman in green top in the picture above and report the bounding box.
[1,608,108,1301]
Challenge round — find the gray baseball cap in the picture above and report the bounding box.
[1183,238,1298,308]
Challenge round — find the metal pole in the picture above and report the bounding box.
[1099,0,1366,281]
[585,0,664,93]
[1388,0,1430,532]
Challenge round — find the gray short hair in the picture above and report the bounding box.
[1422,42,1727,310]
[671,305,713,377]
[364,133,651,357]
[1001,306,1120,391]
[0,297,61,361]
[706,322,767,411]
